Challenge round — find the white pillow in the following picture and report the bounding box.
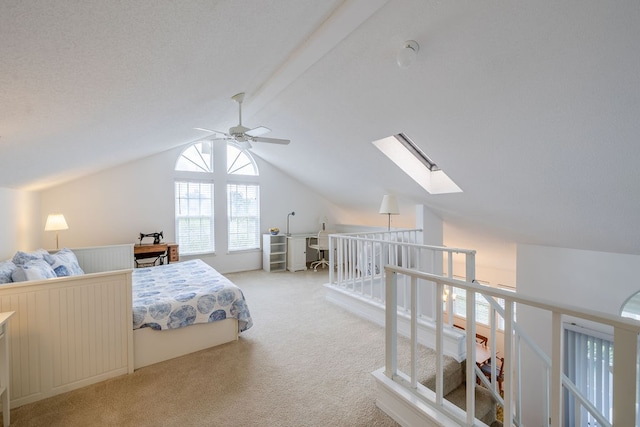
[47,248,84,277]
[0,260,16,284]
[11,259,57,282]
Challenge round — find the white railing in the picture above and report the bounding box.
[328,230,476,323]
[480,293,616,427]
[327,231,640,426]
[382,265,640,426]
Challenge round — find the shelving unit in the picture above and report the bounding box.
[263,234,287,272]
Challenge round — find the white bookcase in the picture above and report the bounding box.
[263,234,286,272]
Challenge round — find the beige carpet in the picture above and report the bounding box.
[6,269,400,427]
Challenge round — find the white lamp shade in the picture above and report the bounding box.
[379,195,399,215]
[45,214,69,231]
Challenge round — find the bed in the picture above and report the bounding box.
[0,244,252,409]
[131,259,252,368]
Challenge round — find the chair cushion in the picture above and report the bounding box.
[480,363,498,376]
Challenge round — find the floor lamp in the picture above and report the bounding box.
[379,195,399,231]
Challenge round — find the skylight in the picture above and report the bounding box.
[372,133,462,195]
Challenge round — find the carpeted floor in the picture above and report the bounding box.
[6,269,401,427]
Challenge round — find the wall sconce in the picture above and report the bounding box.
[45,213,69,249]
[286,211,295,236]
[379,195,399,231]
[397,40,419,68]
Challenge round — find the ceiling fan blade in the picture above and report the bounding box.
[194,127,228,138]
[245,126,271,137]
[252,136,290,145]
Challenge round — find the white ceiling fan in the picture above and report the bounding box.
[196,92,290,149]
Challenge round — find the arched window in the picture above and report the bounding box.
[175,141,260,255]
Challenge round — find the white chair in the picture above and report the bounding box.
[308,230,330,271]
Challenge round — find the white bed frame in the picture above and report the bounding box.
[0,244,239,409]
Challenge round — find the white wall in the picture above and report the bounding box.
[39,145,340,273]
[516,243,640,426]
[0,187,40,260]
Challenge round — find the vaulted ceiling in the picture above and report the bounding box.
[2,0,640,256]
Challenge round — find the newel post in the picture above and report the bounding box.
[612,327,638,426]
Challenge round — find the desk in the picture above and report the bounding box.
[286,233,317,272]
[134,243,179,267]
[0,311,15,427]
[475,343,492,366]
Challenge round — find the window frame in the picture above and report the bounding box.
[174,140,260,256]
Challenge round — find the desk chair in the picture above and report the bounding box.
[480,356,504,394]
[309,230,330,271]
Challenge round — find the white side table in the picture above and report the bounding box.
[0,311,15,427]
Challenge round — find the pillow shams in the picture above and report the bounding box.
[0,260,17,284]
[11,259,57,282]
[47,248,84,277]
[12,249,50,266]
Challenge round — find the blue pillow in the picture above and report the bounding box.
[11,259,57,282]
[12,249,49,266]
[0,260,16,284]
[47,248,84,277]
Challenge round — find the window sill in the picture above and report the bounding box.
[227,248,261,255]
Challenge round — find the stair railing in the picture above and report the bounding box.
[480,292,613,427]
[382,265,640,426]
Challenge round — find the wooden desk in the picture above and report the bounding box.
[0,311,15,427]
[134,243,179,267]
[475,343,492,366]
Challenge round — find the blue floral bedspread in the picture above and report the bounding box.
[132,259,252,333]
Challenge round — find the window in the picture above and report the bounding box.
[564,325,614,426]
[175,181,214,254]
[446,281,514,330]
[372,133,462,194]
[175,140,259,255]
[451,288,491,325]
[227,183,260,251]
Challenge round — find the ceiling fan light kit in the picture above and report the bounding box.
[196,92,291,149]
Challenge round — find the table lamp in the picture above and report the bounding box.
[45,214,69,249]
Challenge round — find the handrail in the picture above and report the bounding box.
[479,293,612,427]
[384,265,640,426]
[331,232,476,255]
[328,231,639,425]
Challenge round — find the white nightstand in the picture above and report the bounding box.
[0,311,15,427]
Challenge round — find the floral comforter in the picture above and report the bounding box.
[132,259,252,332]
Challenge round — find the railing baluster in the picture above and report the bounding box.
[516,333,522,425]
[550,311,562,427]
[504,300,514,426]
[411,276,418,389]
[466,288,476,426]
[435,281,444,405]
[385,269,397,379]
